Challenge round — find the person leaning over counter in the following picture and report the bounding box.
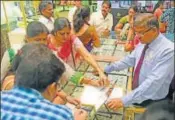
[38,1,54,33]
[48,17,109,86]
[105,13,174,110]
[1,21,102,106]
[89,0,113,37]
[1,43,87,120]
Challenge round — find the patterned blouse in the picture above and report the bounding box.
[161,7,175,33]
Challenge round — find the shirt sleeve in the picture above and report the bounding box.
[104,48,136,73]
[108,14,113,31]
[119,16,127,24]
[121,50,174,106]
[73,37,83,49]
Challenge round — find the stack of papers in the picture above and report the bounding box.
[80,85,123,111]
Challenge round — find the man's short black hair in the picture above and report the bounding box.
[138,100,175,120]
[12,42,65,92]
[134,13,159,29]
[39,1,53,14]
[102,0,111,8]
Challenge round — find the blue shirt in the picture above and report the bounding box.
[105,33,174,106]
[1,86,74,120]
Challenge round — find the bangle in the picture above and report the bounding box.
[70,72,84,85]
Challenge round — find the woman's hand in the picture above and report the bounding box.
[74,109,88,120]
[92,70,110,86]
[98,72,110,86]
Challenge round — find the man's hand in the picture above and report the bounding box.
[106,98,124,111]
[66,96,81,107]
[102,29,110,37]
[74,109,88,120]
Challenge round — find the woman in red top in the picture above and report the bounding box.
[48,17,109,86]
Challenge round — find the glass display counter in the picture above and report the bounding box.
[61,34,133,120]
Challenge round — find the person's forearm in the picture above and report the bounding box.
[115,28,122,34]
[127,28,134,41]
[77,47,103,74]
[57,90,68,100]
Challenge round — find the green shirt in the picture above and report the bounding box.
[119,16,129,24]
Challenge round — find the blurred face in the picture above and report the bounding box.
[55,27,71,46]
[159,3,164,9]
[101,3,110,17]
[26,32,48,45]
[74,0,81,7]
[42,4,53,18]
[128,8,136,17]
[134,25,158,44]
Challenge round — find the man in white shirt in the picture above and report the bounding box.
[68,0,82,28]
[89,1,113,37]
[39,1,54,33]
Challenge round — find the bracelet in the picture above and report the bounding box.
[70,72,84,85]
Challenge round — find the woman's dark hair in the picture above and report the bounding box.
[129,5,138,13]
[53,17,71,33]
[73,6,90,33]
[12,42,65,92]
[153,0,164,13]
[26,21,49,38]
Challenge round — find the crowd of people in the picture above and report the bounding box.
[1,0,174,120]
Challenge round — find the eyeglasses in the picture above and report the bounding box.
[135,28,152,36]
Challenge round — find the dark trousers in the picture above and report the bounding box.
[134,87,174,107]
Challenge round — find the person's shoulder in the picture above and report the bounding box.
[108,12,113,17]
[41,100,73,119]
[39,16,47,23]
[119,15,128,23]
[88,25,96,31]
[157,34,174,56]
[162,36,174,50]
[91,11,99,16]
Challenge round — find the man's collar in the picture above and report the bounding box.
[99,10,110,20]
[13,86,44,100]
[40,15,54,23]
[148,33,162,49]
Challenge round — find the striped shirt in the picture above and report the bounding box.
[1,86,74,120]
